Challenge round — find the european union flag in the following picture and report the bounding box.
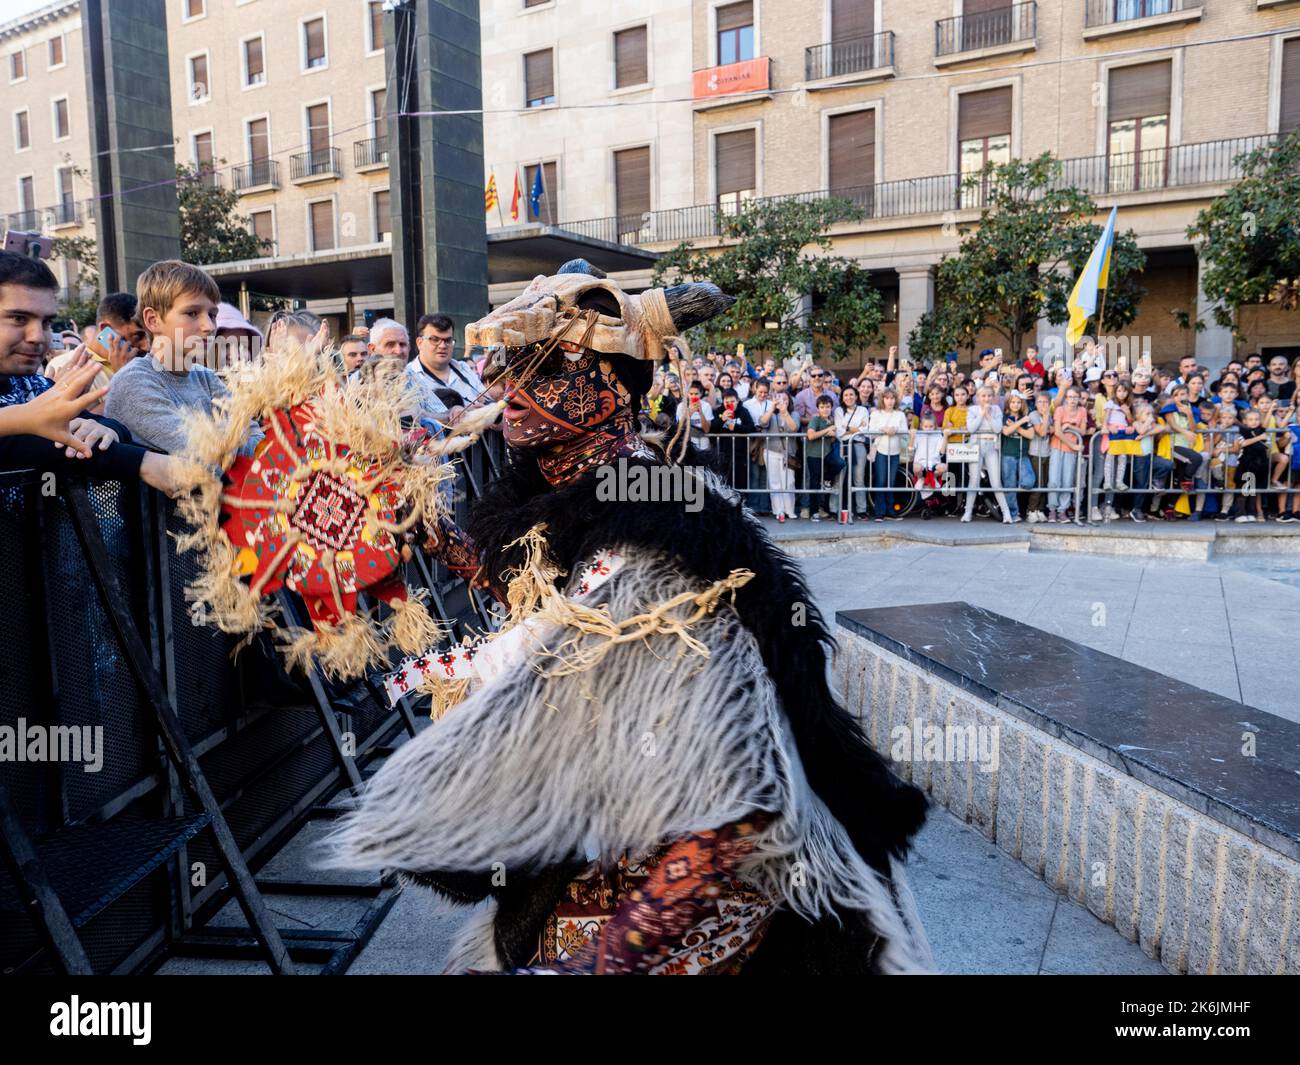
[530,166,545,219]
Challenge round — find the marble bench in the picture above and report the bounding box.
[834,602,1300,976]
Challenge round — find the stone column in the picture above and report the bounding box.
[1195,254,1234,374]
[896,265,935,363]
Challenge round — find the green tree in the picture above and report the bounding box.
[908,153,1146,361]
[651,196,886,362]
[50,232,100,327]
[1183,131,1300,334]
[177,162,272,265]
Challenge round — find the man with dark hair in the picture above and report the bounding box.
[0,251,180,492]
[407,311,493,426]
[46,291,150,403]
[339,332,368,375]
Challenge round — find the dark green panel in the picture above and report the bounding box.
[83,0,181,294]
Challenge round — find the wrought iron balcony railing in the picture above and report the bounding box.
[289,147,340,181]
[936,1,1036,57]
[50,200,81,226]
[1085,0,1194,29]
[353,137,389,169]
[7,209,41,231]
[231,159,280,192]
[558,133,1276,248]
[805,31,895,81]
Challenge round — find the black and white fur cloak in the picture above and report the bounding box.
[328,449,934,974]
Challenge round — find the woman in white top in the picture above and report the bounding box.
[835,385,871,518]
[866,389,909,521]
[963,385,1014,523]
[764,387,800,521]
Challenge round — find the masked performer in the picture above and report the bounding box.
[330,261,933,974]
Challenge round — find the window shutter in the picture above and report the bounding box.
[371,87,388,141]
[191,54,208,95]
[311,201,335,250]
[374,190,391,240]
[614,146,651,224]
[246,38,263,80]
[524,49,554,103]
[248,118,268,161]
[186,0,204,18]
[715,128,756,196]
[614,26,648,89]
[307,104,330,153]
[55,99,68,138]
[1282,39,1300,135]
[305,19,326,65]
[19,176,33,212]
[964,0,1013,14]
[251,210,273,245]
[831,0,873,40]
[1108,61,1172,123]
[958,86,1013,142]
[16,111,28,148]
[194,132,212,166]
[716,2,752,33]
[369,2,384,50]
[11,51,24,80]
[828,109,875,193]
[49,36,63,66]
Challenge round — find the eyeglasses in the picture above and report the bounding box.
[421,335,454,347]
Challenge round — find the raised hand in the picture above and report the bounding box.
[2,361,109,456]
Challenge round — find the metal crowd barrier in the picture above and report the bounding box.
[1081,425,1299,523]
[0,434,500,975]
[703,425,1089,523]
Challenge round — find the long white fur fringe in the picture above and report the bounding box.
[325,549,934,974]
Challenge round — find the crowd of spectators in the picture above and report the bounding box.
[5,247,1298,530]
[637,342,1300,525]
[0,253,501,502]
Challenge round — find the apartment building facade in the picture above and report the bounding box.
[480,0,697,293]
[1,0,395,326]
[3,1,1296,361]
[1,1,94,301]
[496,0,1300,367]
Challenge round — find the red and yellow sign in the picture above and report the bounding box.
[692,57,769,100]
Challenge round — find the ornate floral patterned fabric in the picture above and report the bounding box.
[223,403,410,628]
[517,815,779,975]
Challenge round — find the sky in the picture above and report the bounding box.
[0,0,63,24]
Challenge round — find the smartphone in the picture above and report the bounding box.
[97,325,122,351]
[736,343,745,359]
[3,229,53,259]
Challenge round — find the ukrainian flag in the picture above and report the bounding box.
[1066,206,1118,346]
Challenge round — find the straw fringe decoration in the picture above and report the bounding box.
[174,338,504,681]
[417,523,754,715]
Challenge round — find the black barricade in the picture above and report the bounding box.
[0,437,497,975]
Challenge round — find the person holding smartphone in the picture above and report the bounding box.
[45,292,151,412]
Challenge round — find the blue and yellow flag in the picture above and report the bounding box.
[1066,206,1118,346]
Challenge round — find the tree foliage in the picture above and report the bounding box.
[651,196,886,363]
[909,153,1146,361]
[177,162,273,266]
[1184,131,1300,333]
